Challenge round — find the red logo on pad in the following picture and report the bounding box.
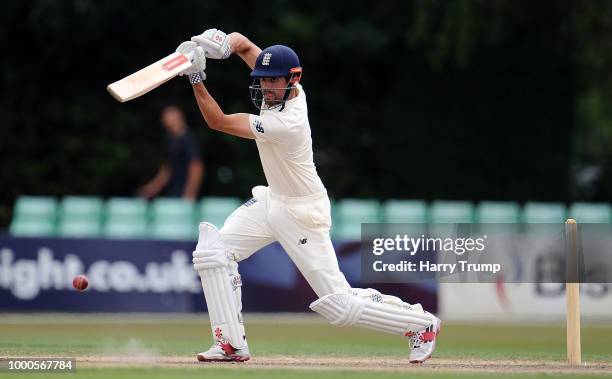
[162,54,189,71]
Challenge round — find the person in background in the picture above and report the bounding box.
[138,105,204,200]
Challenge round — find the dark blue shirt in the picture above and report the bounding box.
[165,129,201,197]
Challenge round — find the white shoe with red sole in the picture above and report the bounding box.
[407,313,441,364]
[196,340,251,362]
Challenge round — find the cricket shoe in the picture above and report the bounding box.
[407,313,441,364]
[196,340,251,362]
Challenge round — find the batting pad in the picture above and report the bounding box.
[310,291,433,336]
[193,222,246,349]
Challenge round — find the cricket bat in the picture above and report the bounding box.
[107,52,193,102]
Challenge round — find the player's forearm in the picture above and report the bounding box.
[192,83,227,131]
[192,82,255,139]
[229,32,261,69]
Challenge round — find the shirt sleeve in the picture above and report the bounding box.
[248,114,295,144]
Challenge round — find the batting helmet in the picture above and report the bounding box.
[249,45,302,111]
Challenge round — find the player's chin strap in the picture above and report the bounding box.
[278,67,302,112]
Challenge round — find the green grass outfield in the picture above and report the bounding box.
[0,314,611,378]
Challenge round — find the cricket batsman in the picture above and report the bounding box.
[175,28,441,364]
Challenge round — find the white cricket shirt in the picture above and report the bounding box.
[248,84,326,197]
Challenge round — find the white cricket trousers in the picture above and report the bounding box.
[219,185,351,297]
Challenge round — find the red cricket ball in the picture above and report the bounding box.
[72,275,89,291]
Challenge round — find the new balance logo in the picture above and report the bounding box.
[262,53,272,66]
[254,120,264,133]
[243,198,257,207]
[298,238,308,245]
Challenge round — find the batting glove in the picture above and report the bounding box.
[176,41,207,84]
[191,28,232,60]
